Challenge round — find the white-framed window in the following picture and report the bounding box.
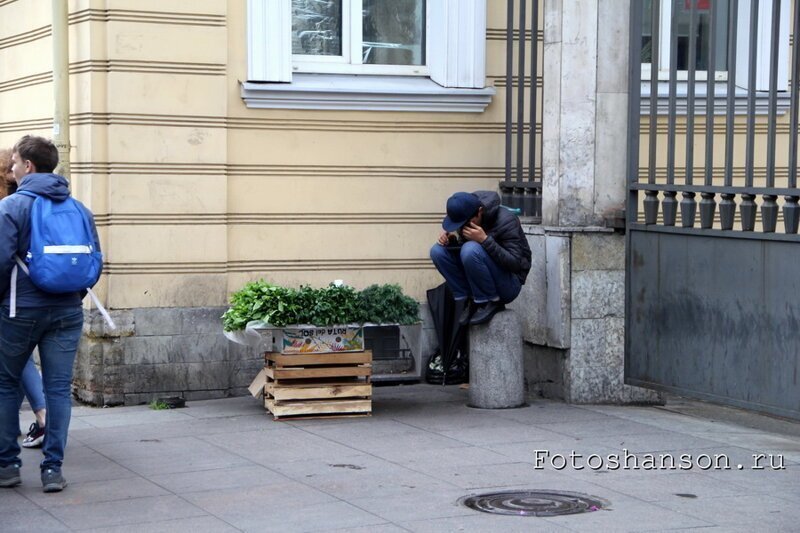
[292,0,428,76]
[641,0,790,92]
[246,0,492,100]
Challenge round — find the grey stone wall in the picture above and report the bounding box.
[568,232,661,404]
[511,227,662,405]
[75,307,262,406]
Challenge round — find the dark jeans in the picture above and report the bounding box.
[0,306,83,471]
[430,241,521,304]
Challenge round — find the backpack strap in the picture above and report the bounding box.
[9,255,115,330]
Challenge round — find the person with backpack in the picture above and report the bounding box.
[1,148,47,450]
[0,136,102,493]
[430,190,532,325]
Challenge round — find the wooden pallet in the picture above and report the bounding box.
[263,350,372,420]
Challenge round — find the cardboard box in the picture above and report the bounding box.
[281,326,364,354]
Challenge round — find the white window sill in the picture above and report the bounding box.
[640,82,791,115]
[241,74,496,113]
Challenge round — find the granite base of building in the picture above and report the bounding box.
[75,306,440,407]
[75,307,262,406]
[510,226,663,405]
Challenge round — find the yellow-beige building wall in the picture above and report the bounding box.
[1,0,531,311]
[1,0,539,404]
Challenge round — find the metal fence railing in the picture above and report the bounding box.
[628,0,800,238]
[501,0,542,222]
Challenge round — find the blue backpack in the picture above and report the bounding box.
[15,190,102,293]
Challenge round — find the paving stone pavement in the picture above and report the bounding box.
[3,384,799,532]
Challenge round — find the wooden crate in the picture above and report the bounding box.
[263,350,372,420]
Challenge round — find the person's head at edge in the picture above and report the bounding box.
[0,148,17,199]
[11,135,59,184]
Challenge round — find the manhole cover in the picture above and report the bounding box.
[459,490,609,517]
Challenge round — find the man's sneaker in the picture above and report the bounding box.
[41,468,66,493]
[22,422,45,448]
[0,464,21,488]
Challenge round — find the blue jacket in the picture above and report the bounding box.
[0,173,101,308]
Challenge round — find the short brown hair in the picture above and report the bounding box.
[13,135,59,174]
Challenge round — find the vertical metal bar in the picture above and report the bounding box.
[626,0,644,371]
[724,0,739,188]
[662,0,679,226]
[790,0,800,189]
[786,0,800,233]
[505,0,514,182]
[686,1,698,185]
[745,0,760,188]
[666,1,679,184]
[628,0,644,193]
[516,0,527,182]
[648,0,660,185]
[765,0,782,188]
[704,0,717,186]
[528,0,539,183]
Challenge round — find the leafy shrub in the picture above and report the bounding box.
[359,284,419,325]
[222,281,419,331]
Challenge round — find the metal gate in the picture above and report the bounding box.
[625,0,800,420]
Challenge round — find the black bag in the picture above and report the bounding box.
[424,282,470,385]
[425,348,469,385]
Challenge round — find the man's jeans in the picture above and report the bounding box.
[0,306,83,471]
[430,241,521,304]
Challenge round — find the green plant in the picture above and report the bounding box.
[359,284,419,325]
[149,400,169,410]
[222,280,301,331]
[310,284,366,326]
[222,281,420,331]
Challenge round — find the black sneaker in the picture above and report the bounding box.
[41,468,66,493]
[22,422,45,448]
[0,464,21,488]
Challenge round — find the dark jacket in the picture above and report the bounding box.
[0,173,101,308]
[472,190,532,284]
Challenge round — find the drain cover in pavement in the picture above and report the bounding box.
[459,490,609,517]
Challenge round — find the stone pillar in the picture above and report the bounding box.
[468,310,525,409]
[511,0,661,404]
[542,0,629,226]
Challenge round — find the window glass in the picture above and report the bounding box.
[642,0,654,65]
[292,0,343,56]
[362,0,425,66]
[641,0,730,72]
[673,0,729,71]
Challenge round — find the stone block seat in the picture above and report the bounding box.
[468,308,525,408]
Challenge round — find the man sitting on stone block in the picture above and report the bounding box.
[430,191,532,325]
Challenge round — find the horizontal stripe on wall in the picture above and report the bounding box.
[103,259,435,275]
[486,29,542,42]
[489,76,542,89]
[92,213,442,226]
[0,61,226,93]
[0,8,225,50]
[640,124,796,135]
[69,162,508,178]
[0,113,542,134]
[636,170,799,182]
[0,113,541,135]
